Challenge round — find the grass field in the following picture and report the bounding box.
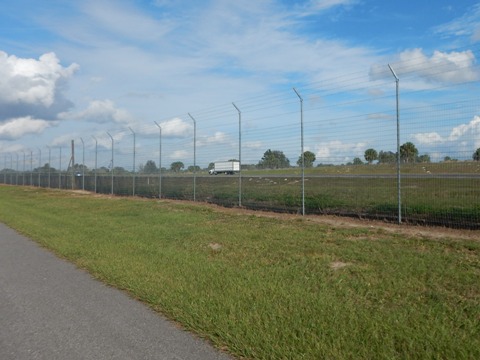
[131,173,480,228]
[0,185,479,359]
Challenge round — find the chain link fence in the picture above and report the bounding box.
[1,57,479,229]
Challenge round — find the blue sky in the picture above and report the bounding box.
[0,0,479,169]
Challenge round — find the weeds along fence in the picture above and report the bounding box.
[1,54,480,229]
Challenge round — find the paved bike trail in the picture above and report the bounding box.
[0,223,233,360]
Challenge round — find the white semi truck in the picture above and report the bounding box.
[209,161,240,175]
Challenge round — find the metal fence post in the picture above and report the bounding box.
[30,151,33,186]
[188,113,196,201]
[47,146,51,188]
[293,88,305,216]
[128,128,136,196]
[388,64,401,224]
[80,137,85,190]
[154,122,162,199]
[92,136,97,193]
[59,147,62,189]
[233,102,242,207]
[23,152,25,185]
[38,148,41,187]
[107,132,114,195]
[15,153,19,185]
[9,154,12,184]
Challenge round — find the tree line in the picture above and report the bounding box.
[358,142,430,165]
[3,145,480,175]
[82,145,480,171]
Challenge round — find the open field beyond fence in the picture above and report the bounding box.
[2,161,479,228]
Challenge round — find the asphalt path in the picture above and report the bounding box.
[0,223,232,360]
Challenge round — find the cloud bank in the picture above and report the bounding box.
[413,116,480,150]
[0,51,78,140]
[370,48,479,86]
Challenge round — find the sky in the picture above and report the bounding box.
[0,0,479,169]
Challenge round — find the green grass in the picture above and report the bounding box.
[0,186,479,359]
[99,164,480,227]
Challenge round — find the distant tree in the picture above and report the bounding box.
[473,148,480,161]
[297,151,316,167]
[378,150,396,164]
[417,154,431,163]
[400,142,418,163]
[443,156,452,162]
[170,161,184,172]
[187,165,201,172]
[364,148,378,164]
[257,149,290,169]
[353,157,363,165]
[143,160,158,174]
[35,163,56,172]
[113,166,128,174]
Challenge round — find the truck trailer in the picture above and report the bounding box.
[208,161,240,175]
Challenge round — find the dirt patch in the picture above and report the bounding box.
[208,242,222,251]
[196,203,480,241]
[330,261,350,270]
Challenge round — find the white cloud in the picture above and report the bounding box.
[0,117,51,140]
[303,0,358,13]
[198,131,229,146]
[50,132,80,147]
[174,0,378,89]
[434,3,480,42]
[36,0,174,47]
[158,118,193,138]
[81,0,174,43]
[367,113,393,120]
[473,28,480,42]
[170,149,189,160]
[0,51,78,108]
[370,48,479,85]
[315,140,367,163]
[412,116,480,150]
[244,141,263,149]
[60,99,134,125]
[413,132,444,145]
[448,116,480,141]
[293,0,359,17]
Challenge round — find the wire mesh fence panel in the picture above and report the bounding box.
[1,50,479,228]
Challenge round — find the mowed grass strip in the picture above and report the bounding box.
[0,186,479,359]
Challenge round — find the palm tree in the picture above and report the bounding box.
[364,148,378,164]
[400,142,418,163]
[473,148,480,161]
